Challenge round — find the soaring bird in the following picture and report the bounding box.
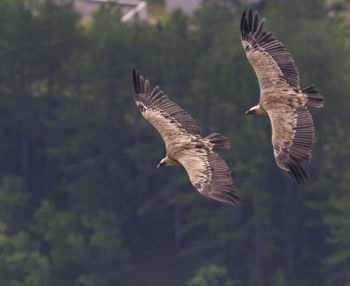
[240,9,324,183]
[132,69,239,206]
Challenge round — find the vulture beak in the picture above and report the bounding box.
[245,109,255,115]
[157,163,161,168]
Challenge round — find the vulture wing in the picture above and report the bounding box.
[132,69,201,150]
[176,148,239,206]
[240,8,300,90]
[267,105,314,183]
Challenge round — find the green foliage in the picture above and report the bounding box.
[33,202,131,285]
[0,0,349,285]
[0,227,49,286]
[0,176,49,285]
[187,264,239,286]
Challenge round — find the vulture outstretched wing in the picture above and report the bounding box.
[268,106,314,183]
[176,148,239,206]
[132,69,201,149]
[240,8,300,89]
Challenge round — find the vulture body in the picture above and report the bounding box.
[240,9,324,183]
[132,69,239,206]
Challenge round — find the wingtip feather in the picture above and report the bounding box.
[240,8,262,34]
[287,162,310,184]
[132,68,141,94]
[240,9,247,32]
[132,68,149,95]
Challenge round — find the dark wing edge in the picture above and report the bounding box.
[132,68,150,94]
[132,69,201,135]
[274,107,314,183]
[204,151,240,206]
[240,9,300,88]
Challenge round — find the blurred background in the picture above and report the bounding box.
[0,0,349,285]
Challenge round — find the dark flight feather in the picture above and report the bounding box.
[203,151,239,206]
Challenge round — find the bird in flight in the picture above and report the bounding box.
[132,69,239,206]
[240,9,324,183]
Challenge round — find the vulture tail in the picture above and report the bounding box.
[206,133,230,150]
[303,85,324,108]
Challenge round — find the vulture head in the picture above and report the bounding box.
[157,156,177,168]
[245,104,266,115]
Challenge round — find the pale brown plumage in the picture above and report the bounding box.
[240,9,324,183]
[132,69,239,206]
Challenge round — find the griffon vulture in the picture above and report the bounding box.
[132,69,239,206]
[240,9,324,183]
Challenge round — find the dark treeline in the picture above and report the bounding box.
[0,0,349,285]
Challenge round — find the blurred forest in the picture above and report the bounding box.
[0,0,350,285]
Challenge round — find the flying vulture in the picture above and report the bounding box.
[132,69,239,206]
[240,9,324,183]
